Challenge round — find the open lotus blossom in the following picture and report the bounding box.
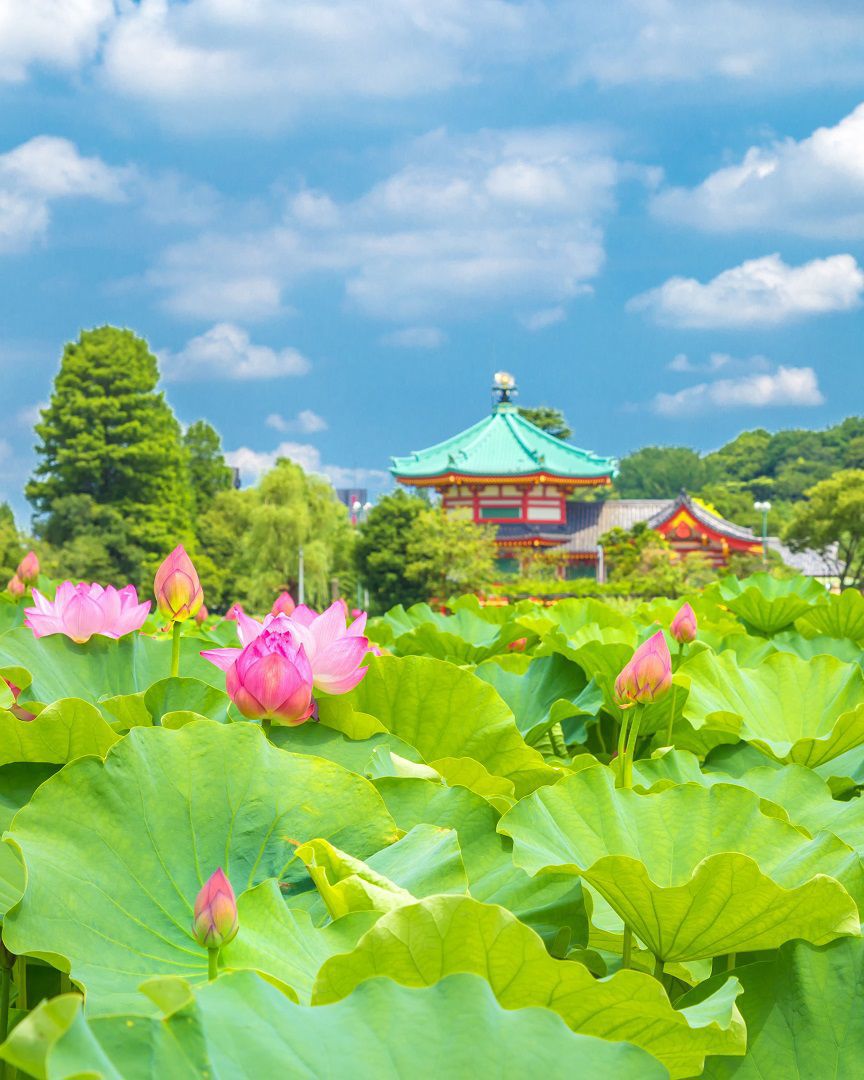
[7,574,25,598]
[614,630,672,707]
[24,582,151,644]
[154,545,203,622]
[16,551,39,585]
[203,600,370,695]
[670,602,698,644]
[271,591,296,617]
[192,868,239,949]
[224,628,315,725]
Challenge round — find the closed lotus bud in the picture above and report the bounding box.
[154,545,203,622]
[226,629,315,725]
[670,602,697,644]
[270,591,295,617]
[192,868,238,948]
[7,575,25,598]
[16,551,39,585]
[614,630,672,706]
[195,604,209,625]
[224,603,244,621]
[507,637,528,652]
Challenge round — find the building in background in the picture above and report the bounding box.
[391,373,762,578]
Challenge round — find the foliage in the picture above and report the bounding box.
[785,469,864,587]
[354,490,428,613]
[26,327,194,586]
[616,446,706,499]
[183,420,234,519]
[404,508,497,600]
[0,566,862,1076]
[517,405,573,440]
[0,503,25,582]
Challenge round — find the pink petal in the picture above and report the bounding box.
[236,611,265,647]
[201,647,242,672]
[290,604,318,628]
[346,612,368,637]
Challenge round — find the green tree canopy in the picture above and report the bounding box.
[0,502,25,582]
[404,508,497,600]
[615,447,706,499]
[184,420,233,519]
[354,490,428,613]
[785,469,864,587]
[517,406,572,440]
[26,327,193,585]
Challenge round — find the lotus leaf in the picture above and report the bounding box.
[0,762,55,917]
[0,697,118,766]
[3,721,399,1012]
[1,971,666,1079]
[499,766,862,961]
[314,894,745,1078]
[715,573,827,635]
[796,588,864,642]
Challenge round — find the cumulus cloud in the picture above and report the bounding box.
[521,305,567,331]
[266,410,328,434]
[652,102,864,238]
[159,323,310,382]
[0,0,112,83]
[667,352,771,374]
[628,253,864,328]
[652,365,825,416]
[380,327,447,349]
[150,126,619,323]
[0,135,129,252]
[225,440,389,491]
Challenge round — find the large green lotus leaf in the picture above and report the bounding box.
[815,742,864,797]
[0,627,224,709]
[374,776,589,947]
[99,677,234,731]
[3,721,400,1013]
[678,648,864,766]
[0,595,25,633]
[796,588,864,642]
[291,824,467,920]
[385,598,528,662]
[685,937,864,1078]
[0,762,55,918]
[220,880,378,1002]
[633,595,742,638]
[314,894,744,1078]
[323,655,558,796]
[519,597,632,641]
[268,721,424,773]
[0,698,119,766]
[474,653,601,745]
[770,630,864,665]
[499,766,862,962]
[1,971,665,1080]
[715,573,826,634]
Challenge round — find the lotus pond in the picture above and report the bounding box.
[1,563,864,1078]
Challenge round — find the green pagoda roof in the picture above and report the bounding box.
[391,402,618,484]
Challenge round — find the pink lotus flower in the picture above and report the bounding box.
[16,551,39,585]
[271,591,295,617]
[154,545,203,622]
[7,575,25,598]
[202,600,370,696]
[192,868,238,948]
[670,602,697,645]
[225,628,314,725]
[224,603,244,621]
[614,630,672,707]
[24,582,151,644]
[195,604,209,625]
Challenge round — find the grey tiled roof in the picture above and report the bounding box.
[766,538,841,578]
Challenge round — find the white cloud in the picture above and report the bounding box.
[226,440,389,492]
[652,365,825,416]
[628,253,864,328]
[150,126,620,323]
[0,0,112,83]
[0,135,129,253]
[521,305,567,331]
[667,352,771,374]
[653,102,864,238]
[266,409,328,434]
[380,327,447,349]
[159,323,310,382]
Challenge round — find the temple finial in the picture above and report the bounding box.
[492,371,517,408]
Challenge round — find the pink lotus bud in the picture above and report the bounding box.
[16,551,39,585]
[614,630,672,707]
[24,582,150,644]
[507,637,527,652]
[154,545,203,622]
[670,602,697,644]
[192,868,238,948]
[7,575,25,598]
[225,629,315,725]
[195,604,209,625]
[271,591,296,617]
[224,603,244,621]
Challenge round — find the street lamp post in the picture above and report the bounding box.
[753,501,771,565]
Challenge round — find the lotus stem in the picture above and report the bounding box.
[616,712,630,783]
[0,964,9,1067]
[550,926,571,959]
[622,705,643,789]
[261,719,271,740]
[12,956,25,1011]
[727,952,736,971]
[653,954,664,981]
[665,643,684,746]
[170,621,182,679]
[621,926,633,970]
[208,947,219,982]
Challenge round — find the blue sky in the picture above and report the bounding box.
[2,1,864,522]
